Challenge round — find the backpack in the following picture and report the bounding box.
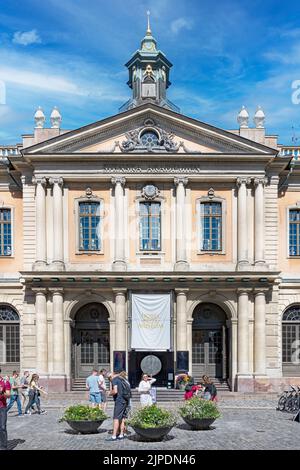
[119,378,131,401]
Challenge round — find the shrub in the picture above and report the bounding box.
[179,397,221,420]
[59,405,108,422]
[129,405,177,429]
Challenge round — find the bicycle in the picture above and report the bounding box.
[277,385,300,412]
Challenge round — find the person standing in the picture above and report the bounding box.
[138,374,156,407]
[86,369,102,409]
[98,369,108,412]
[106,370,131,441]
[20,371,30,408]
[0,368,11,450]
[7,371,23,417]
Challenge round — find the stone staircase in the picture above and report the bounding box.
[71,377,231,397]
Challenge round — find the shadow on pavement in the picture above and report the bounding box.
[7,439,26,450]
[176,423,216,431]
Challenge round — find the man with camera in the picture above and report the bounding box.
[0,368,11,450]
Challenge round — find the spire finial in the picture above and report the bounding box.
[147,10,151,35]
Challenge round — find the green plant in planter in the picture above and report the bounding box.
[59,405,108,422]
[129,405,177,429]
[179,397,221,420]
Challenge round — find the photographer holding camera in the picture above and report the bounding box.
[0,368,11,450]
[138,373,156,407]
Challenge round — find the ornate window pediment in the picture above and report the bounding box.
[121,119,179,153]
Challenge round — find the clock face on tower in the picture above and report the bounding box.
[143,41,155,51]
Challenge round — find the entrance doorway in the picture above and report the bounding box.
[72,303,110,378]
[192,303,228,380]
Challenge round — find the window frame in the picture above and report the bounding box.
[196,196,226,255]
[74,197,104,255]
[138,200,162,252]
[135,192,165,256]
[282,305,300,376]
[287,204,300,258]
[0,305,20,364]
[0,206,14,258]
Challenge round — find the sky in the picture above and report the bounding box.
[0,0,300,145]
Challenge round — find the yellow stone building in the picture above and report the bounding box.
[0,22,300,392]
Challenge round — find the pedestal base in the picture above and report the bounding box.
[50,261,65,272]
[112,260,127,271]
[236,374,254,392]
[39,375,69,392]
[174,261,189,272]
[33,261,47,271]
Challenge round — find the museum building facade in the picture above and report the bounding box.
[0,21,300,392]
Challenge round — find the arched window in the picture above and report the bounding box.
[140,130,159,148]
[0,305,20,364]
[282,305,300,376]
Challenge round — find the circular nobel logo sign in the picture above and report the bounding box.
[141,355,162,376]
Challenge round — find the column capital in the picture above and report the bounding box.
[253,177,268,187]
[236,177,251,187]
[253,288,269,295]
[174,176,188,186]
[175,288,189,295]
[237,288,252,295]
[111,176,126,186]
[32,287,48,294]
[49,287,64,294]
[32,176,47,186]
[112,288,127,296]
[49,177,64,186]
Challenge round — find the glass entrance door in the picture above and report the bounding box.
[192,329,223,377]
[75,330,110,377]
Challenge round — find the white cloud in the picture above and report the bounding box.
[13,29,41,46]
[171,17,193,35]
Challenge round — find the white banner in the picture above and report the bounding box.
[131,293,171,350]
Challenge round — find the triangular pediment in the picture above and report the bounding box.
[22,103,276,156]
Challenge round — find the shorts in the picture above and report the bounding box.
[89,392,102,404]
[100,390,107,403]
[113,399,129,420]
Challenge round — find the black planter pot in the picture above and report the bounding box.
[132,426,173,441]
[182,416,216,430]
[66,419,105,434]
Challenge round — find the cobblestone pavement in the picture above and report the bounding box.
[5,401,300,450]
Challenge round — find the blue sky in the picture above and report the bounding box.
[0,0,300,145]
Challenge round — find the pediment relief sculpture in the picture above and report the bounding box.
[120,119,179,153]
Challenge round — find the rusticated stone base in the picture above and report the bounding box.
[38,375,70,393]
[235,375,300,393]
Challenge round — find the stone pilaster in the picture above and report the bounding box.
[254,178,266,265]
[236,178,250,266]
[113,288,127,352]
[237,289,253,392]
[254,289,267,376]
[174,176,189,271]
[112,176,127,271]
[175,288,189,351]
[33,177,47,269]
[50,288,65,376]
[33,288,48,374]
[49,177,65,271]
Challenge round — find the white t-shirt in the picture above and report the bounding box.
[98,374,106,391]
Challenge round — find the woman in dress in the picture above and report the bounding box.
[138,374,156,407]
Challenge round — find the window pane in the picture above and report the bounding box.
[0,209,12,256]
[201,202,222,251]
[79,202,101,251]
[139,202,161,251]
[5,324,20,363]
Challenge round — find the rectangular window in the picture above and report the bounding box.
[0,208,12,256]
[200,202,222,251]
[139,202,161,251]
[79,201,101,252]
[289,209,300,256]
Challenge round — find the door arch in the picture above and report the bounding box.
[72,303,110,378]
[192,303,228,380]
